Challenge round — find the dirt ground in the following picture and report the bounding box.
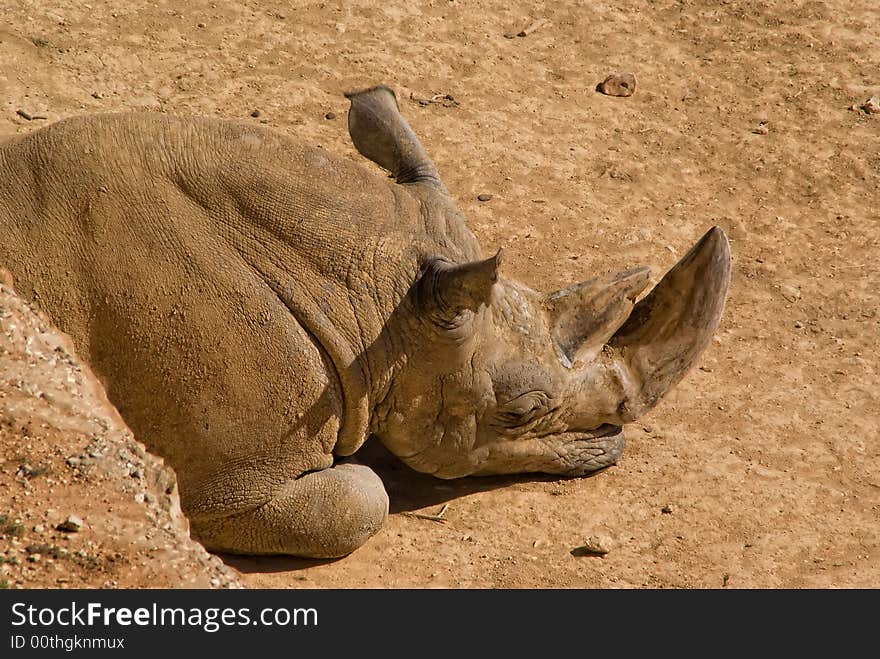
[1,0,877,588]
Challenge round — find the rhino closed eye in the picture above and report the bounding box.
[496,391,555,427]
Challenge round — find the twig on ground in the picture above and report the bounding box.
[402,503,450,523]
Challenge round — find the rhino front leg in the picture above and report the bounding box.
[192,463,389,558]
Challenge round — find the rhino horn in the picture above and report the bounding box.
[345,85,447,192]
[606,226,732,421]
[417,250,503,326]
[545,266,652,365]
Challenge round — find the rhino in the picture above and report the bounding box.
[0,85,731,558]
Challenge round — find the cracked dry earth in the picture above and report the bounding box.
[1,0,879,588]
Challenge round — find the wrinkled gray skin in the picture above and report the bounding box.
[0,85,731,557]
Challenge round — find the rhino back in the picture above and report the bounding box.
[0,113,473,508]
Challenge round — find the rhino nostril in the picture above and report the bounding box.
[580,423,622,439]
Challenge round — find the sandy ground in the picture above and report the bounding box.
[0,0,877,588]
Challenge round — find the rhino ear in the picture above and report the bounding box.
[344,85,447,193]
[416,250,503,328]
[545,267,652,364]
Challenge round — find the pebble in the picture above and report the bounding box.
[753,123,769,135]
[32,524,44,533]
[794,320,804,329]
[597,73,636,97]
[574,534,613,556]
[324,111,336,120]
[862,96,880,114]
[57,515,84,533]
[477,193,493,202]
[130,468,143,479]
[661,504,674,514]
[250,109,261,118]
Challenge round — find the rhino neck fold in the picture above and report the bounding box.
[268,281,375,457]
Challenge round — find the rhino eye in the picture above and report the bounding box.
[496,391,553,427]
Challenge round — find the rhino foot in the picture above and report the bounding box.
[191,463,389,558]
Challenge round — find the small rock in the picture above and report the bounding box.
[503,31,517,39]
[477,193,493,202]
[91,91,105,99]
[260,118,269,124]
[324,111,336,120]
[661,504,673,514]
[32,524,44,533]
[862,96,880,114]
[57,515,84,533]
[794,320,804,329]
[753,122,769,135]
[643,425,653,433]
[197,22,206,28]
[597,73,636,97]
[28,554,41,563]
[250,109,261,118]
[129,468,143,479]
[572,534,613,556]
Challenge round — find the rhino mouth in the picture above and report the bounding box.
[562,424,625,476]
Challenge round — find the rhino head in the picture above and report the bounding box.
[347,86,732,480]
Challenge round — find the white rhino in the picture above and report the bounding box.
[0,85,730,557]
